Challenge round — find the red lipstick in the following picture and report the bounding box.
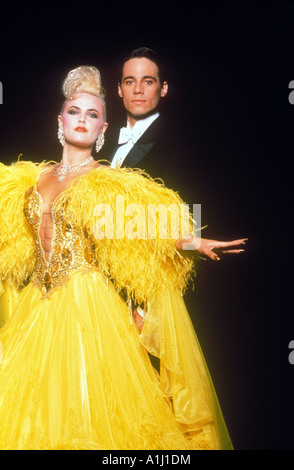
[75,126,87,132]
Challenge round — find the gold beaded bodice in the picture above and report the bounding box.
[23,186,99,297]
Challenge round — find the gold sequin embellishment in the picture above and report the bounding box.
[23,187,99,297]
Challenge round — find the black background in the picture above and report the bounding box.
[0,0,293,450]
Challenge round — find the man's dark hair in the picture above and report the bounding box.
[121,47,168,83]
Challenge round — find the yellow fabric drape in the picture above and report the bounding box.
[141,289,232,449]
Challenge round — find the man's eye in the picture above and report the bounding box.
[125,80,134,85]
[145,80,153,85]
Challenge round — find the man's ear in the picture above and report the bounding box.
[161,81,168,98]
[118,82,123,98]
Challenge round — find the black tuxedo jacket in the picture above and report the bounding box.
[106,115,195,205]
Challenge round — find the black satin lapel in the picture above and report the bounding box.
[122,142,155,168]
[110,145,121,161]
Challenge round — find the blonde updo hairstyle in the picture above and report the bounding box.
[60,65,107,120]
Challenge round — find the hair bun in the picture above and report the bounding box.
[62,65,105,100]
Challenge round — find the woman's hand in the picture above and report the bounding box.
[176,235,247,261]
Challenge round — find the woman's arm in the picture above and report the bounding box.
[176,235,247,261]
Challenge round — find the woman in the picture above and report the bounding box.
[0,66,239,450]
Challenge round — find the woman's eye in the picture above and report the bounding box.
[68,109,78,115]
[89,113,98,119]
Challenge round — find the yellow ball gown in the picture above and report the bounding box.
[0,161,232,450]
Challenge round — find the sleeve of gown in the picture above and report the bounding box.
[59,166,197,305]
[0,161,40,288]
[140,289,233,450]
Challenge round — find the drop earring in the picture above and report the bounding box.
[95,133,105,153]
[58,127,65,146]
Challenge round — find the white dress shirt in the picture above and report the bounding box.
[111,113,159,168]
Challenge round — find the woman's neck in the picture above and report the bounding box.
[61,144,93,166]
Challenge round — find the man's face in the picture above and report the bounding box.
[118,58,168,126]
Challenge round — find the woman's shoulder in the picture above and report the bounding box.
[0,159,54,194]
[0,158,52,173]
[87,162,172,190]
[72,163,184,211]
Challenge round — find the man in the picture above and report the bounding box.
[104,47,246,335]
[106,47,245,261]
[108,48,188,194]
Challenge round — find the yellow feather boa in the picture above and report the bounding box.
[0,161,196,303]
[0,161,46,287]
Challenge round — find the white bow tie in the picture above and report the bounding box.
[118,126,141,145]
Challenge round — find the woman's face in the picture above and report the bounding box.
[58,93,107,149]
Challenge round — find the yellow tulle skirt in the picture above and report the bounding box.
[0,281,20,328]
[0,271,232,450]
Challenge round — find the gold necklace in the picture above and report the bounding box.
[53,156,94,182]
